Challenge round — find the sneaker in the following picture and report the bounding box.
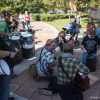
[39,88,52,96]
[12,74,17,79]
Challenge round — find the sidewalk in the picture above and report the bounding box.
[11,21,59,100]
[11,22,100,100]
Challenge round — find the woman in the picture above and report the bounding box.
[24,11,31,29]
[36,39,57,78]
[86,17,96,35]
[54,31,67,59]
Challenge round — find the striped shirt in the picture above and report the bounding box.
[57,53,89,85]
[36,47,54,77]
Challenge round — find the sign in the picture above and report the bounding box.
[90,7,100,19]
[69,2,77,12]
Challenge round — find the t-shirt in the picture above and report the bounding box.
[81,35,100,53]
[19,14,24,22]
[36,47,54,77]
[0,21,7,33]
[25,14,30,22]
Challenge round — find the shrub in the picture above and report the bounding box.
[32,13,89,21]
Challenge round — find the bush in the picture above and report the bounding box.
[32,13,89,21]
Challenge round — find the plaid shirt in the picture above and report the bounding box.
[57,53,89,85]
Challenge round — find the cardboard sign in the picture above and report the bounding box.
[90,8,100,19]
[69,2,77,12]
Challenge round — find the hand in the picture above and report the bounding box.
[9,52,15,58]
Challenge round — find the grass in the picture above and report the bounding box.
[46,18,89,31]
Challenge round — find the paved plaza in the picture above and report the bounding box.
[11,22,100,100]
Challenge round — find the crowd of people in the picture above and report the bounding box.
[0,10,100,100]
[0,10,31,100]
[18,11,31,30]
[34,15,100,100]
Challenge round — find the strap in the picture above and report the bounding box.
[58,56,76,85]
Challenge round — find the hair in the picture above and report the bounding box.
[45,39,53,46]
[63,43,73,53]
[45,39,57,47]
[58,31,65,37]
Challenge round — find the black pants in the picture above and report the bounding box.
[57,83,83,100]
[48,76,83,100]
[47,75,58,93]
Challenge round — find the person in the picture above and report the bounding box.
[75,12,81,27]
[39,43,89,100]
[24,11,31,29]
[10,15,19,33]
[62,22,78,43]
[36,39,57,78]
[0,12,17,78]
[54,31,67,51]
[0,11,12,42]
[96,19,100,38]
[85,17,96,35]
[0,35,15,100]
[81,29,100,72]
[18,12,25,30]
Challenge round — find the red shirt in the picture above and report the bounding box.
[86,23,96,34]
[25,14,30,22]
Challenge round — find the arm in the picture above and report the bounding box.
[80,38,87,52]
[0,50,15,59]
[0,50,10,58]
[0,31,11,37]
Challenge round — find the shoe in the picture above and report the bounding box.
[39,88,52,96]
[9,97,15,100]
[12,74,17,79]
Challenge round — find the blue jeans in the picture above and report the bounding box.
[82,51,96,65]
[0,75,11,100]
[82,51,96,72]
[0,68,13,100]
[82,51,87,65]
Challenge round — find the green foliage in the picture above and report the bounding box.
[0,0,100,14]
[46,18,88,32]
[32,13,89,22]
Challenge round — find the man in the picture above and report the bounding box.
[57,44,89,100]
[81,29,100,72]
[0,34,15,100]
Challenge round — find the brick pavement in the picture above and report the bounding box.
[11,22,100,100]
